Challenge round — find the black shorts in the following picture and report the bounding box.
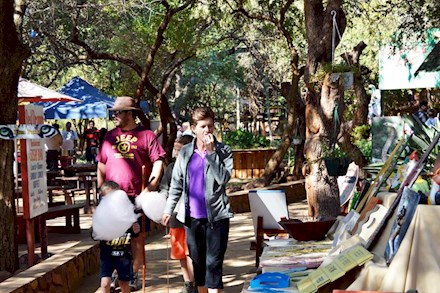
[100,251,133,281]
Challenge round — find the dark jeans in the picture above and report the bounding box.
[185,218,229,289]
[85,146,97,163]
[46,150,59,171]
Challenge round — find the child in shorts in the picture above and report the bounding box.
[98,181,140,293]
[159,135,197,293]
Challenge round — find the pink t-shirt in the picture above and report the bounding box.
[97,125,165,197]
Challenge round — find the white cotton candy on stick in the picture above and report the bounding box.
[92,190,139,241]
[135,191,167,223]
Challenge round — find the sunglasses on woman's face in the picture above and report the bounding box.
[113,110,128,116]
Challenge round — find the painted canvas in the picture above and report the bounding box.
[372,116,405,163]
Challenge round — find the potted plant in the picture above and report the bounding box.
[322,146,351,176]
[311,62,355,90]
[330,63,354,90]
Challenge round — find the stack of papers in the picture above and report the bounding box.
[259,240,333,272]
[295,245,374,293]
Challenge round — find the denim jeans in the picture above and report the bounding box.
[185,217,229,289]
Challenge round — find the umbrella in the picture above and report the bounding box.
[18,78,81,103]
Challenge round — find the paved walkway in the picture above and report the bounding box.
[73,199,309,293]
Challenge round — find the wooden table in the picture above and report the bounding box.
[62,164,97,175]
[76,171,97,213]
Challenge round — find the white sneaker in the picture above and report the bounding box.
[110,272,118,292]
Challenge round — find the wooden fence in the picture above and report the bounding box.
[232,148,276,179]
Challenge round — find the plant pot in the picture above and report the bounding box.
[278,218,336,241]
[324,157,351,176]
[331,72,353,90]
[292,137,303,145]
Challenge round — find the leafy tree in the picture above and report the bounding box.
[231,0,308,188]
[174,54,245,120]
[21,0,211,160]
[228,0,377,218]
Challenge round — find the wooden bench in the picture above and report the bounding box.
[41,203,85,234]
[39,203,85,257]
[16,203,85,246]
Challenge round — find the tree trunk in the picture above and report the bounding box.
[0,0,30,273]
[157,93,177,164]
[303,74,344,219]
[263,78,305,185]
[303,0,347,219]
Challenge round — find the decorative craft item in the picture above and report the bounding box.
[384,187,420,264]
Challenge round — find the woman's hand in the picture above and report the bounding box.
[204,133,215,153]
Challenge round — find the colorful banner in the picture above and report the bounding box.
[0,124,58,140]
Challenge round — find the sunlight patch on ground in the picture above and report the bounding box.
[224,259,253,267]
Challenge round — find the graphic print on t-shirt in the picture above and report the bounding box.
[113,134,139,159]
[102,232,133,257]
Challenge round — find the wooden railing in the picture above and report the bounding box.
[232,148,276,179]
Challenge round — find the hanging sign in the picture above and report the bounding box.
[0,124,58,140]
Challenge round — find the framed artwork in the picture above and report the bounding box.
[372,116,405,163]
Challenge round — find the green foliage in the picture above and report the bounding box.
[354,139,372,162]
[352,124,371,142]
[173,53,245,121]
[352,124,372,162]
[223,129,270,149]
[321,144,347,159]
[22,0,212,105]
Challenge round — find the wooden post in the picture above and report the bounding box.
[25,219,35,266]
[141,165,146,292]
[38,216,47,258]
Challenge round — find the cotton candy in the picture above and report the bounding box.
[92,190,139,241]
[135,191,167,223]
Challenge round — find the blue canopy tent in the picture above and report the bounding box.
[39,76,148,119]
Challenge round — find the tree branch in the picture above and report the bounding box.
[161,54,194,96]
[71,25,143,75]
[234,2,298,64]
[137,0,194,98]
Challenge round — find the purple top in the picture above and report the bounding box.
[188,149,208,219]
